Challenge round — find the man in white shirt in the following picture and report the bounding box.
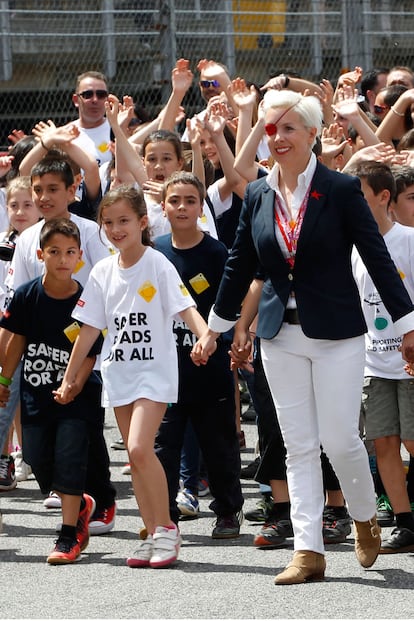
[71,71,112,169]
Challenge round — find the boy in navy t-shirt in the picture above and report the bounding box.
[0,218,102,564]
[154,171,244,538]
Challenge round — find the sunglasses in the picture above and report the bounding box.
[200,80,220,88]
[78,89,108,100]
[373,104,388,115]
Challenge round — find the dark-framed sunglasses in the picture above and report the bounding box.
[78,89,108,100]
[374,104,388,115]
[199,80,220,88]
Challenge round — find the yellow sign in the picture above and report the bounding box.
[232,1,286,50]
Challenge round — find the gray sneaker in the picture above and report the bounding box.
[212,511,243,539]
[0,454,17,491]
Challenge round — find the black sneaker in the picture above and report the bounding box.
[0,454,17,491]
[212,511,243,539]
[245,496,274,523]
[379,527,414,554]
[376,494,395,527]
[254,518,293,549]
[241,402,256,421]
[240,456,260,480]
[323,505,352,544]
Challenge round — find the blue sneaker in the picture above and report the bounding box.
[176,488,199,518]
[198,478,210,497]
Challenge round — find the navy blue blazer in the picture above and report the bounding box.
[213,162,414,340]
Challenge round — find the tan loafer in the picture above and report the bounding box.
[274,550,326,585]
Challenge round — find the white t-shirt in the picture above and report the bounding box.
[207,179,232,219]
[72,247,196,407]
[0,189,9,233]
[0,228,16,311]
[6,213,113,292]
[353,222,414,379]
[72,119,112,168]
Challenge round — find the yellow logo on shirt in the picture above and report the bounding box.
[138,280,157,302]
[398,268,406,280]
[98,142,109,153]
[64,321,81,343]
[189,273,210,295]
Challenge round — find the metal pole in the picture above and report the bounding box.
[159,0,177,103]
[102,0,116,79]
[341,0,349,70]
[0,1,12,81]
[311,0,323,78]
[362,0,372,71]
[223,0,235,77]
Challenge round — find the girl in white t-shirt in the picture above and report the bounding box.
[103,97,217,239]
[54,184,210,569]
[0,176,40,478]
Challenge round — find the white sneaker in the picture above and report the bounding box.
[150,524,181,568]
[176,488,199,517]
[11,450,32,482]
[43,491,61,509]
[121,463,131,475]
[126,534,154,568]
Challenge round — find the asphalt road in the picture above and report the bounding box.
[1,408,414,620]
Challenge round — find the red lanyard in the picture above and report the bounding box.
[274,186,311,268]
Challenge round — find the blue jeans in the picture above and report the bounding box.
[0,362,21,453]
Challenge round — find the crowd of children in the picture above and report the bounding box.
[0,58,414,581]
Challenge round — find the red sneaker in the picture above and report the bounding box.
[89,502,117,535]
[47,536,81,564]
[76,493,96,551]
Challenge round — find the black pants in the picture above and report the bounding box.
[82,379,117,510]
[155,397,244,524]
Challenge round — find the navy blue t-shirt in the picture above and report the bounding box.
[0,277,103,424]
[155,233,234,404]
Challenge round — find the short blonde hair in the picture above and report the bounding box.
[263,89,323,144]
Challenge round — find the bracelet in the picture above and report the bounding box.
[0,374,12,386]
[40,138,48,149]
[391,106,405,117]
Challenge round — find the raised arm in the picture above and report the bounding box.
[376,88,414,147]
[229,77,259,157]
[332,84,380,148]
[261,74,323,99]
[158,58,193,132]
[186,116,205,187]
[234,100,267,182]
[105,97,148,187]
[204,101,246,200]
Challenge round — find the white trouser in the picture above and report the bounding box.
[261,324,376,554]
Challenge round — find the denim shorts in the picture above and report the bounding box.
[362,376,414,441]
[22,417,89,495]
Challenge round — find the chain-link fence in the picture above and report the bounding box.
[1,1,414,143]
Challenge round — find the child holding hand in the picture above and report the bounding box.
[55,184,210,568]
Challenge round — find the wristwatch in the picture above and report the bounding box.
[280,74,290,88]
